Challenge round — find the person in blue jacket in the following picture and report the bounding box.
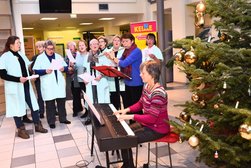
[107,33,144,110]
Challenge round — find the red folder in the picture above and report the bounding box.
[92,66,131,79]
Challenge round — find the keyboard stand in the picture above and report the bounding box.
[91,126,94,156]
[90,125,123,168]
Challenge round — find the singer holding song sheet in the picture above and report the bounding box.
[141,33,163,64]
[105,35,126,110]
[33,40,71,129]
[0,36,48,139]
[114,60,170,168]
[69,40,89,118]
[83,39,110,125]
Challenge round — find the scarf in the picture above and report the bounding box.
[87,50,100,63]
[120,43,137,77]
[87,50,100,76]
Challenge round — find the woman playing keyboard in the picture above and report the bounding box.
[114,60,170,168]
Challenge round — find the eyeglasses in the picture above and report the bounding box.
[46,47,54,51]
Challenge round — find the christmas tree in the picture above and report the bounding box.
[168,0,251,167]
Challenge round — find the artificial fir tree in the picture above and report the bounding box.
[168,0,251,167]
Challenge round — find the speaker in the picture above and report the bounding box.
[39,0,72,13]
[99,4,108,10]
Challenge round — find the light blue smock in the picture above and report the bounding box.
[85,50,110,104]
[0,51,39,117]
[75,51,89,82]
[32,52,67,101]
[142,45,163,62]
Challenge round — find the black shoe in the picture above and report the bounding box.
[121,165,134,168]
[22,117,33,123]
[84,118,91,125]
[143,163,149,168]
[129,119,136,125]
[40,113,45,118]
[60,120,71,124]
[80,112,88,118]
[95,165,106,168]
[49,124,56,129]
[73,113,78,117]
[81,108,89,118]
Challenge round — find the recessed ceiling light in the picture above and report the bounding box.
[66,27,76,29]
[40,17,58,20]
[23,27,34,30]
[70,14,77,18]
[79,22,93,25]
[99,18,115,21]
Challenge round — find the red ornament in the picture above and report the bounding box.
[214,151,218,159]
[209,120,214,128]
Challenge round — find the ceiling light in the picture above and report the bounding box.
[40,17,58,20]
[23,27,34,30]
[79,22,93,25]
[66,27,76,29]
[70,14,77,18]
[99,17,114,21]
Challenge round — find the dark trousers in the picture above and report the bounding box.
[14,82,40,128]
[123,85,143,124]
[110,91,126,110]
[71,81,86,114]
[35,79,44,114]
[123,85,143,109]
[121,123,166,168]
[45,98,67,125]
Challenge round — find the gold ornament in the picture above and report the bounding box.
[239,124,251,140]
[188,135,199,147]
[191,93,199,102]
[214,104,219,109]
[179,111,191,123]
[220,33,230,42]
[184,50,197,64]
[199,100,206,107]
[174,49,185,61]
[196,82,206,90]
[195,1,206,28]
[195,12,205,28]
[174,52,183,61]
[196,1,206,12]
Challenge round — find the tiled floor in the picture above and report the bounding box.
[0,82,210,168]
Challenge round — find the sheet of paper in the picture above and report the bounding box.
[26,74,39,80]
[65,49,76,63]
[49,59,63,70]
[92,79,98,85]
[78,73,95,83]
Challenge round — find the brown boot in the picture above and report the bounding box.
[17,126,30,139]
[35,122,48,133]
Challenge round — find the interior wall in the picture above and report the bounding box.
[72,0,144,14]
[43,30,82,56]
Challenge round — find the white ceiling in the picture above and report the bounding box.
[21,13,141,33]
